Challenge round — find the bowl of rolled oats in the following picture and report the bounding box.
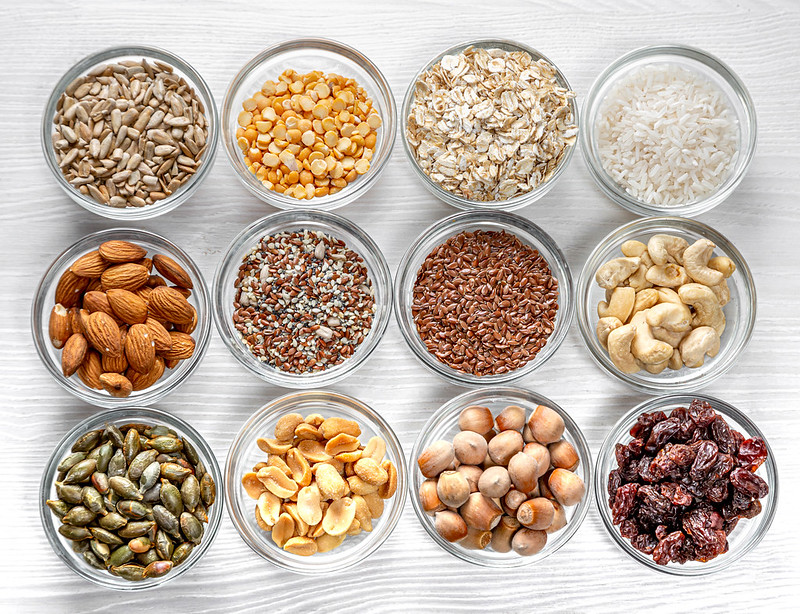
[401,39,579,211]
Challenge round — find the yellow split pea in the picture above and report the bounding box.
[236,69,381,200]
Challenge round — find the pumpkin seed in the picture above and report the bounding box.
[81,486,106,515]
[160,480,184,517]
[91,471,109,494]
[107,449,126,477]
[200,473,216,506]
[123,428,141,466]
[109,476,142,500]
[104,423,124,448]
[152,505,181,538]
[137,549,160,566]
[90,526,124,545]
[59,524,92,541]
[72,430,102,453]
[57,452,87,473]
[180,475,200,512]
[127,449,158,481]
[146,436,183,454]
[83,550,106,570]
[118,521,155,539]
[55,482,83,504]
[179,512,203,544]
[144,560,173,578]
[117,500,149,519]
[155,530,174,560]
[139,461,161,492]
[97,513,127,532]
[46,499,70,517]
[90,539,111,561]
[111,563,145,581]
[62,505,96,526]
[63,459,97,484]
[171,542,193,566]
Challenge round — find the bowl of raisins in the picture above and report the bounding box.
[595,394,777,575]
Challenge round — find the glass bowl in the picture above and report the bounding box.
[40,406,224,590]
[225,390,407,574]
[400,38,578,211]
[410,387,592,567]
[576,216,756,394]
[31,228,212,407]
[221,38,396,211]
[580,44,757,217]
[213,210,392,388]
[594,393,777,575]
[394,210,573,386]
[41,45,218,220]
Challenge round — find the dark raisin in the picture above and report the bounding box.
[660,482,693,506]
[705,480,729,503]
[638,456,659,482]
[607,469,622,497]
[652,531,685,565]
[739,499,763,520]
[708,453,735,482]
[645,417,681,453]
[631,533,657,554]
[737,438,768,471]
[730,467,769,499]
[688,399,716,427]
[731,429,745,455]
[710,415,736,454]
[723,518,739,534]
[689,440,718,481]
[671,406,695,440]
[655,524,669,540]
[666,443,696,467]
[731,489,753,511]
[620,519,639,538]
[630,411,667,440]
[612,483,639,525]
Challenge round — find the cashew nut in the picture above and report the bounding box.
[652,326,689,347]
[678,283,726,335]
[631,288,659,320]
[668,348,683,370]
[645,264,691,287]
[598,287,635,322]
[647,234,689,265]
[595,257,640,290]
[655,287,682,305]
[627,264,653,291]
[596,316,623,349]
[709,279,730,307]
[620,240,647,257]
[679,326,721,368]
[606,324,640,374]
[709,256,736,278]
[645,302,692,332]
[629,311,674,365]
[683,239,725,286]
[644,359,669,374]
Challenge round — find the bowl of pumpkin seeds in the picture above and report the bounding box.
[40,406,222,589]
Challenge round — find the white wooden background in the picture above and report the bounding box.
[1,1,798,611]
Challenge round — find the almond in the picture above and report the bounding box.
[128,356,165,391]
[82,291,117,318]
[148,286,194,325]
[160,331,195,360]
[174,306,198,334]
[87,278,103,292]
[164,358,180,369]
[98,240,147,263]
[147,275,168,288]
[84,311,123,357]
[49,304,71,349]
[145,317,172,352]
[135,287,153,303]
[55,270,89,308]
[99,373,133,398]
[102,351,128,374]
[153,254,193,289]
[106,289,148,324]
[67,307,82,334]
[77,350,103,389]
[139,257,153,272]
[125,323,156,374]
[70,250,107,278]
[171,286,192,299]
[62,333,88,376]
[101,263,149,291]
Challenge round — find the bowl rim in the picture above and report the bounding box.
[579,43,758,218]
[220,36,397,211]
[39,405,224,590]
[40,44,219,220]
[409,386,593,567]
[393,209,574,386]
[575,216,757,394]
[400,37,579,211]
[211,209,393,388]
[593,392,778,576]
[223,389,407,574]
[30,227,212,407]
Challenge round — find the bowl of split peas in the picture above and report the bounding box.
[221,38,397,211]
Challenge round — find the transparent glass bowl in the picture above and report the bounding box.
[41,45,218,220]
[212,210,392,388]
[40,406,224,590]
[580,44,757,217]
[31,228,212,407]
[594,393,777,575]
[401,38,578,211]
[410,387,592,567]
[576,217,756,394]
[221,38,396,211]
[394,210,573,386]
[225,390,407,574]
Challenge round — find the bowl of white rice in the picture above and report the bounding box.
[580,44,756,217]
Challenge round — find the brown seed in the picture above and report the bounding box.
[528,405,565,445]
[99,240,147,263]
[547,468,585,507]
[49,304,71,349]
[125,324,156,374]
[419,479,446,514]
[106,289,148,325]
[434,510,468,542]
[457,406,494,434]
[145,318,172,352]
[84,311,123,357]
[512,527,547,556]
[99,373,133,398]
[61,333,88,376]
[159,332,195,360]
[101,263,150,291]
[459,492,502,531]
[516,497,555,530]
[148,286,195,325]
[77,349,103,389]
[55,269,89,308]
[70,250,107,278]
[152,254,193,289]
[128,355,165,391]
[417,440,455,478]
[548,440,579,471]
[487,430,524,466]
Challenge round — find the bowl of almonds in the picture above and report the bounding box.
[42,45,218,220]
[225,390,406,574]
[31,228,211,407]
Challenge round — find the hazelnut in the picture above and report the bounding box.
[538,470,554,500]
[434,510,468,542]
[522,422,536,443]
[495,405,526,432]
[548,468,585,507]
[546,501,567,534]
[487,430,523,466]
[507,452,538,493]
[478,466,511,499]
[461,527,492,550]
[502,489,528,515]
[436,470,471,508]
[458,405,494,434]
[490,515,520,553]
[527,405,565,444]
[417,440,454,478]
[419,478,445,515]
[453,430,488,465]
[456,464,483,493]
[549,440,579,471]
[516,497,555,530]
[483,429,497,444]
[512,528,547,556]
[459,492,502,531]
[523,442,551,478]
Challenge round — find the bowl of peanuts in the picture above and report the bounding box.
[221,38,396,210]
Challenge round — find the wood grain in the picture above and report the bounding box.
[1,0,798,611]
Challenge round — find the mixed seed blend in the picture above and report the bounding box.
[233,230,376,374]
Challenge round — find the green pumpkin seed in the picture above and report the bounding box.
[182,438,200,466]
[136,550,159,566]
[117,500,149,519]
[194,460,207,481]
[81,486,106,515]
[146,436,184,454]
[107,545,134,567]
[117,521,155,539]
[128,536,152,553]
[127,449,159,481]
[94,442,114,473]
[171,542,193,566]
[46,499,71,518]
[63,459,97,484]
[82,550,106,570]
[107,449,126,478]
[57,452,87,473]
[180,475,200,513]
[97,513,127,532]
[141,483,161,504]
[55,482,83,504]
[91,471,109,494]
[139,461,161,492]
[123,428,141,466]
[155,530,174,560]
[71,539,90,553]
[90,539,110,561]
[108,476,142,500]
[58,524,92,541]
[160,462,191,482]
[71,430,102,453]
[152,505,181,538]
[144,560,173,578]
[200,473,216,506]
[110,563,145,581]
[90,526,124,545]
[179,512,203,544]
[62,506,96,526]
[104,423,124,448]
[160,480,183,517]
[192,500,208,524]
[146,425,172,438]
